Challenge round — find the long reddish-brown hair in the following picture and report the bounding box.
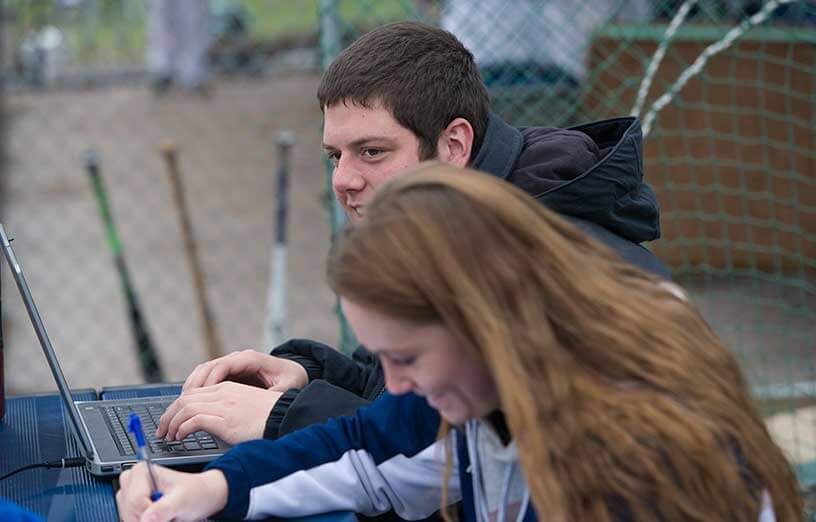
[327,162,804,521]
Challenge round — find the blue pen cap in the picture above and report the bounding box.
[127,412,146,447]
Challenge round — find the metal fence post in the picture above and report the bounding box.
[319,0,357,355]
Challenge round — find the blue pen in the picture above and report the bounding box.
[127,412,163,501]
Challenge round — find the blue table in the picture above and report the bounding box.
[0,385,357,522]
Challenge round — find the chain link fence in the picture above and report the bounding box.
[0,0,814,506]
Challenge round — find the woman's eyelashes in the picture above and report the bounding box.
[387,354,416,367]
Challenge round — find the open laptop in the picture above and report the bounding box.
[0,224,230,476]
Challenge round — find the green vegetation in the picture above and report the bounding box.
[3,0,415,67]
[240,0,418,39]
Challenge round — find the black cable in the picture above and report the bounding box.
[0,464,44,481]
[0,457,86,480]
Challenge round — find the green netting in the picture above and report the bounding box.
[320,0,816,500]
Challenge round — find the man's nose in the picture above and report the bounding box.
[332,159,365,195]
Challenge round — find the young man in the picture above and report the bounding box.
[155,21,670,446]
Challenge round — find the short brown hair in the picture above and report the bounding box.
[317,22,490,160]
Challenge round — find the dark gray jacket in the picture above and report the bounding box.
[264,114,671,439]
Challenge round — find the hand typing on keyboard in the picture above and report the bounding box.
[156,381,282,445]
[107,405,221,455]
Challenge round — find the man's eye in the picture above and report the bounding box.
[326,151,340,165]
[362,148,383,159]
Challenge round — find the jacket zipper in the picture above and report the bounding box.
[373,380,386,401]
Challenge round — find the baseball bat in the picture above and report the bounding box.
[84,150,164,383]
[263,131,295,349]
[160,142,222,361]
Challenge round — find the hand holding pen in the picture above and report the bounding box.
[115,461,229,522]
[127,413,163,501]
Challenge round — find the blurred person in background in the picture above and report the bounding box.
[428,0,653,125]
[117,164,803,521]
[155,21,670,449]
[147,0,211,94]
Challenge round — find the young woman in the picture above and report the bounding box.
[117,163,803,522]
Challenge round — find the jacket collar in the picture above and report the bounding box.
[469,112,523,180]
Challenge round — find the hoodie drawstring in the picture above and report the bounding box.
[467,420,530,522]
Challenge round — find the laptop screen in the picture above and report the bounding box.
[0,224,94,458]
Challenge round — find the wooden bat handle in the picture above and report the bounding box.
[160,142,222,361]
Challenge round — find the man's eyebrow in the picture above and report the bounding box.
[322,136,394,150]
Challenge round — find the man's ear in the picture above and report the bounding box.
[436,117,474,168]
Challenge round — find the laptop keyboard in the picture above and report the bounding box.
[104,403,220,456]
